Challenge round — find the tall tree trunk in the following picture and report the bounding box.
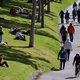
[41,0,44,28]
[37,0,41,22]
[29,0,36,47]
[47,0,50,13]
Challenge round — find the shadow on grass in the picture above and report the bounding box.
[4,0,32,10]
[45,11,57,20]
[51,67,60,71]
[35,30,60,42]
[0,17,30,29]
[51,0,62,3]
[0,45,50,70]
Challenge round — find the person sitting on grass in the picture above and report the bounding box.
[21,30,30,36]
[0,55,9,67]
[15,30,26,41]
[18,7,28,14]
[10,7,17,15]
[9,26,21,35]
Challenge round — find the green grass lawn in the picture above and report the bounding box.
[0,0,76,80]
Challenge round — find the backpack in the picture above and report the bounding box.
[59,50,67,60]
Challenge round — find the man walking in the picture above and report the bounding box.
[57,47,68,70]
[67,23,75,42]
[59,10,64,24]
[73,54,80,77]
[63,39,72,61]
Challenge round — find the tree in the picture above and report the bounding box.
[41,0,44,28]
[29,0,36,47]
[0,0,3,7]
[37,0,41,22]
[47,0,50,13]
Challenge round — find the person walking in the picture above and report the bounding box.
[72,9,77,21]
[57,47,68,70]
[60,25,67,44]
[65,10,70,24]
[67,23,75,42]
[73,54,80,77]
[59,10,64,24]
[63,39,72,61]
[73,2,77,9]
[77,8,80,23]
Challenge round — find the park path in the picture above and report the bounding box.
[39,0,80,80]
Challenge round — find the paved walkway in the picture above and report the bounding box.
[39,0,80,80]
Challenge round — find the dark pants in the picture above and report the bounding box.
[78,16,80,23]
[69,33,73,42]
[62,35,67,43]
[60,59,66,70]
[61,18,64,24]
[66,49,70,61]
[0,61,9,67]
[75,63,80,76]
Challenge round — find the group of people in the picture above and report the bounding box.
[9,27,30,41]
[10,7,28,15]
[60,2,80,24]
[58,2,80,77]
[59,10,70,24]
[60,23,75,43]
[72,2,80,23]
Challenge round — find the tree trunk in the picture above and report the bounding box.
[47,0,50,13]
[0,0,3,7]
[41,0,44,28]
[29,0,36,47]
[37,0,41,22]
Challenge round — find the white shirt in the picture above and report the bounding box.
[64,41,72,50]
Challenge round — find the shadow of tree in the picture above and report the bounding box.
[65,76,76,79]
[51,67,60,71]
[4,0,32,10]
[51,0,62,3]
[0,17,30,29]
[0,45,50,70]
[35,30,60,42]
[45,11,57,20]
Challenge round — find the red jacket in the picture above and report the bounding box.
[67,25,75,33]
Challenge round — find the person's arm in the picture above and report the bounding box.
[73,57,76,65]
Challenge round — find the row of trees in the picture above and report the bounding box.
[29,0,51,47]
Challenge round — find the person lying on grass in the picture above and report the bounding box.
[15,30,26,41]
[0,55,9,67]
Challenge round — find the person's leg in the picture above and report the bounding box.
[2,61,9,67]
[66,49,70,61]
[63,60,66,69]
[75,64,78,77]
[60,60,62,70]
[0,35,2,43]
[69,33,73,42]
[61,18,64,24]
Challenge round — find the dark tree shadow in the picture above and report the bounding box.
[51,67,60,71]
[45,11,57,20]
[51,0,62,3]
[35,30,60,42]
[65,76,76,79]
[0,17,30,29]
[0,45,50,70]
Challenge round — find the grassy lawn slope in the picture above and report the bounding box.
[0,0,76,80]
